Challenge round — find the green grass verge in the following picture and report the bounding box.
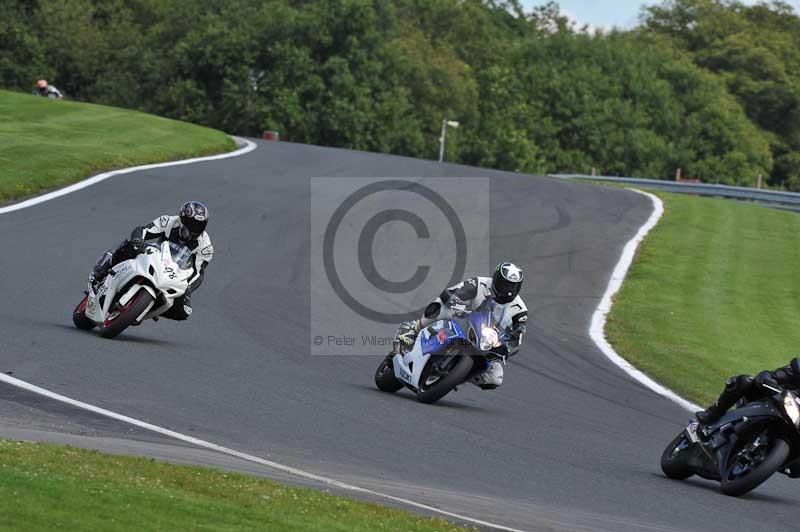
[0,89,235,203]
[606,189,800,405]
[0,440,466,532]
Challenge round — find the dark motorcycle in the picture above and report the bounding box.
[660,381,800,496]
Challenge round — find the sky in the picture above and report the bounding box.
[522,1,800,31]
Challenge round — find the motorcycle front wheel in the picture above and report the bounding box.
[375,357,403,393]
[720,434,789,497]
[99,291,154,339]
[72,294,95,330]
[660,432,694,480]
[416,355,474,404]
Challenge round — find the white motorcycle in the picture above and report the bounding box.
[72,240,194,339]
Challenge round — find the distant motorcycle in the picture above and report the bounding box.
[72,241,193,339]
[660,381,800,496]
[374,298,513,404]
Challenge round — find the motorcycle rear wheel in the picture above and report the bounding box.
[99,291,154,339]
[416,355,474,404]
[720,435,789,497]
[660,432,694,480]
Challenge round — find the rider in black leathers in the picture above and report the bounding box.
[696,357,800,425]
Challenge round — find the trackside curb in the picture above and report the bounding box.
[589,188,701,413]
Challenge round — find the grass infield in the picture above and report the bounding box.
[0,89,235,203]
[0,440,466,531]
[606,189,800,406]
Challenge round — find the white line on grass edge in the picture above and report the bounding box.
[0,140,524,532]
[0,136,257,215]
[590,189,701,412]
[0,372,523,532]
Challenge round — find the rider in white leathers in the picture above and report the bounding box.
[392,261,527,389]
[90,201,213,320]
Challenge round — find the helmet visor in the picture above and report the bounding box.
[493,276,521,304]
[179,202,208,239]
[182,217,206,237]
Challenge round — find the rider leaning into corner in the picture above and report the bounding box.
[90,201,213,321]
[696,358,800,426]
[388,261,528,389]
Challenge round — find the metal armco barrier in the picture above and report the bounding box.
[550,174,800,211]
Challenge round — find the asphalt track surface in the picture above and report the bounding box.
[1,140,797,531]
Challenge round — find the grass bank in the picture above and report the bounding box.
[0,440,465,531]
[0,90,235,203]
[606,190,800,405]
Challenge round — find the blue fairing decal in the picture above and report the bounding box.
[421,321,467,355]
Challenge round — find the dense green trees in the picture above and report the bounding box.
[2,0,798,187]
[643,0,800,187]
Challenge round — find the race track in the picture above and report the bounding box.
[1,140,797,531]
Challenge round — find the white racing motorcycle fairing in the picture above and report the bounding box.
[391,328,435,389]
[85,240,193,326]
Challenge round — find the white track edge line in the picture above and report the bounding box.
[589,188,701,412]
[0,373,523,532]
[0,136,257,215]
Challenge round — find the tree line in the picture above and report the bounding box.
[2,0,798,188]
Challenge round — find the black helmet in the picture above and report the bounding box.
[179,201,209,241]
[491,261,523,304]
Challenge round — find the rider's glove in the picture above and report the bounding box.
[754,370,779,390]
[130,236,144,252]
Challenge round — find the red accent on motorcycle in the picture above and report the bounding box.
[76,296,88,314]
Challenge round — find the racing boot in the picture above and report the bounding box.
[695,406,723,426]
[695,375,752,426]
[471,360,504,390]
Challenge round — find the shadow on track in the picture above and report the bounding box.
[345,382,495,413]
[645,472,798,505]
[48,323,180,347]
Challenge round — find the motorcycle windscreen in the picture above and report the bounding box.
[468,298,503,345]
[168,241,194,269]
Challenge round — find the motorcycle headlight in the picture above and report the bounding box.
[783,393,800,427]
[479,326,499,351]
